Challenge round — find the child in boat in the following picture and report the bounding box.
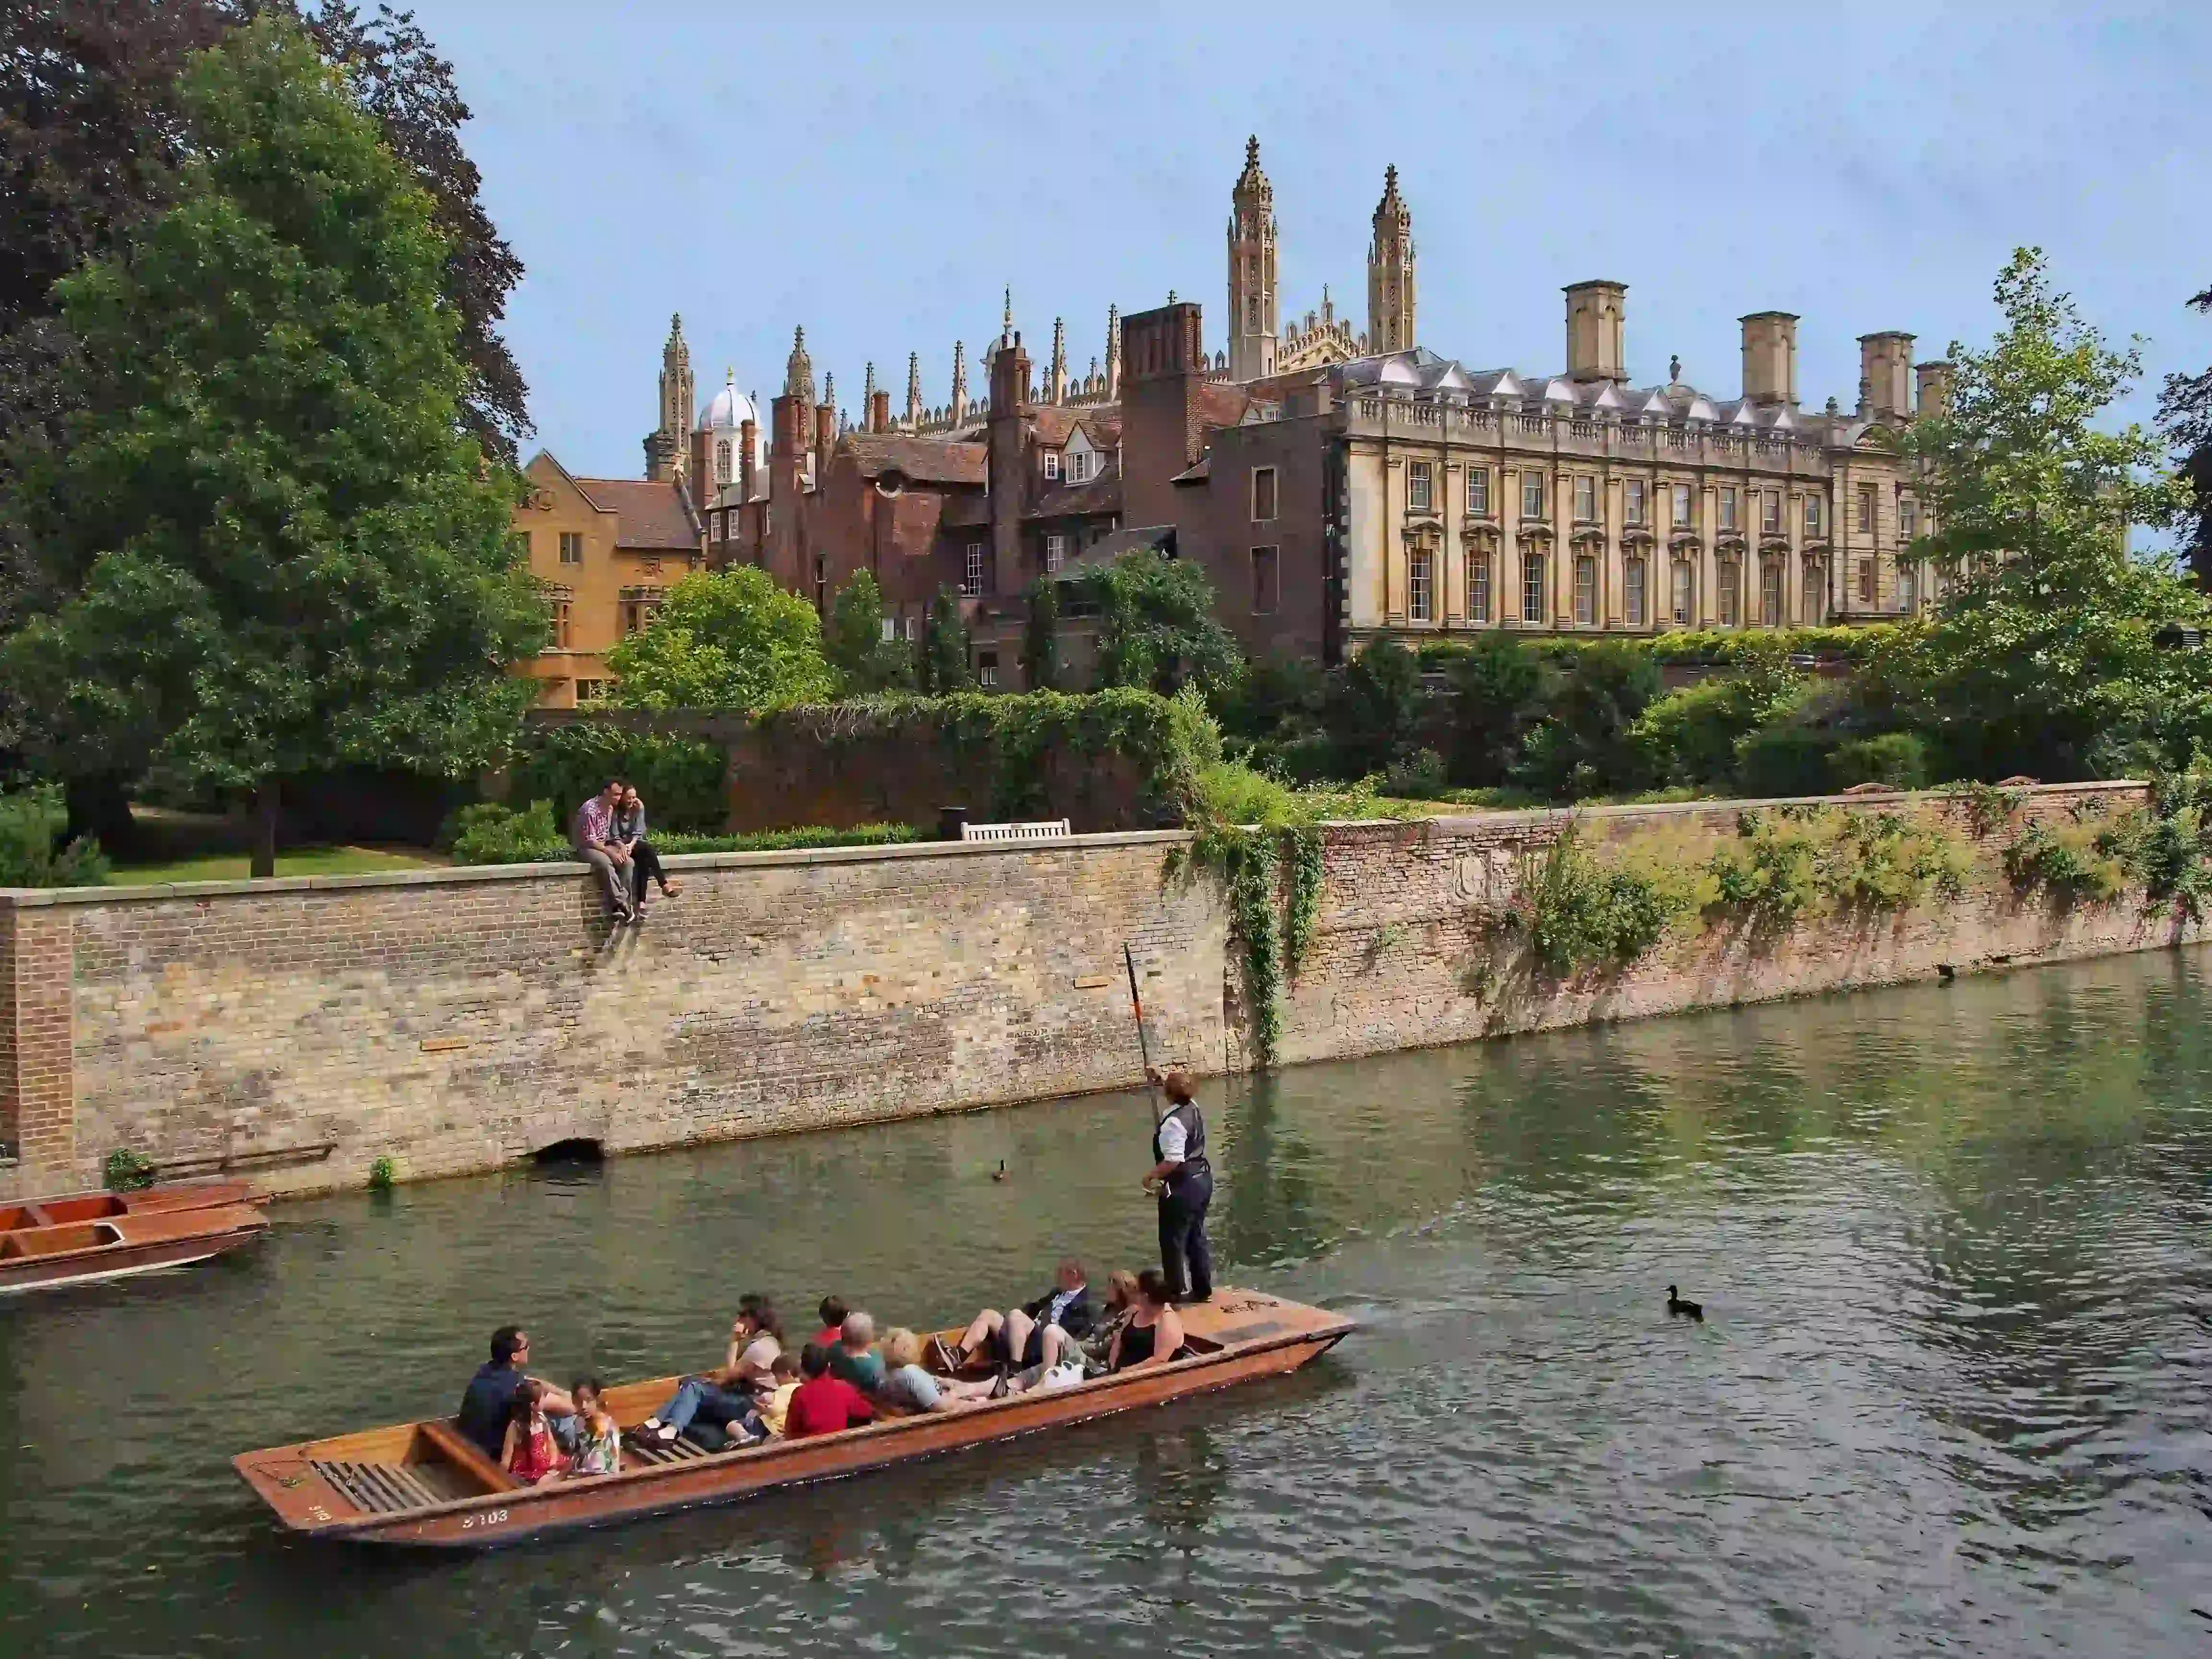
[568,1377,621,1477]
[811,1296,849,1350]
[784,1342,876,1438]
[757,1352,801,1437]
[502,1379,571,1484]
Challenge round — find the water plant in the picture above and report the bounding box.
[367,1155,396,1192]
[103,1148,156,1192]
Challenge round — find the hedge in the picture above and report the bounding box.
[507,723,727,834]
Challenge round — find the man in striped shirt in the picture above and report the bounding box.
[571,780,635,924]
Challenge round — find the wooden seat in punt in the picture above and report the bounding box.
[233,1287,1352,1549]
[0,1181,268,1294]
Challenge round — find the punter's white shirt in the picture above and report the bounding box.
[1157,1114,1188,1163]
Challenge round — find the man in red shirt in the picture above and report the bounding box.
[784,1342,876,1438]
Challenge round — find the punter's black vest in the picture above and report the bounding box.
[1153,1099,1207,1168]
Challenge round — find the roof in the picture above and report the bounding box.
[1026,457,1122,520]
[1028,406,1124,449]
[1194,381,1255,429]
[839,433,987,487]
[1050,524,1178,580]
[565,474,704,550]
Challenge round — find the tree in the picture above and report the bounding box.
[1,18,546,875]
[605,567,833,710]
[1878,247,2205,780]
[1065,550,1240,697]
[1628,638,1807,790]
[1515,642,1663,799]
[1020,576,1060,692]
[823,568,912,696]
[918,585,972,694]
[1324,638,1425,777]
[2158,278,2212,588]
[1440,635,1550,788]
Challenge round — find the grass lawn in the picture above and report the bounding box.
[108,845,450,886]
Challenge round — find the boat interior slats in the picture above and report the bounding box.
[622,1431,713,1466]
[310,1459,439,1515]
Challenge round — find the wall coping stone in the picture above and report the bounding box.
[0,827,1197,908]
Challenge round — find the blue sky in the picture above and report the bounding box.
[418,3,2212,478]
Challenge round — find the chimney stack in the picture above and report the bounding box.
[868,389,890,433]
[1859,332,1914,422]
[1740,312,1799,407]
[1914,360,1953,421]
[1563,280,1628,383]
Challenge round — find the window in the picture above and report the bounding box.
[1858,559,1875,604]
[1409,548,1434,622]
[1671,560,1694,625]
[1068,449,1097,484]
[763,506,773,537]
[1761,561,1782,627]
[1624,479,1647,527]
[716,439,732,483]
[1719,488,1739,532]
[1252,466,1278,521]
[1573,475,1595,523]
[1408,461,1433,514]
[1803,563,1827,625]
[1804,495,1823,538]
[1468,551,1492,621]
[1624,558,1646,627]
[1521,472,1544,519]
[879,616,897,643]
[621,600,657,636]
[962,543,984,596]
[1045,533,1067,574]
[1899,496,1919,541]
[1762,490,1781,534]
[1856,483,1876,534]
[1898,565,1917,612]
[1672,483,1693,529]
[1252,546,1279,615]
[548,599,572,648]
[1716,561,1739,626]
[1573,556,1597,625]
[1043,450,1059,481]
[977,652,998,688]
[904,613,920,642]
[574,679,607,702]
[1521,554,1545,623]
[1468,467,1491,516]
[558,531,583,565]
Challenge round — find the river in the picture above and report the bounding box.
[3,947,2210,1656]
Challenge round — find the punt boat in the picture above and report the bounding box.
[234,1286,1352,1549]
[0,1180,269,1294]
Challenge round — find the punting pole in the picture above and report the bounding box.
[1123,941,1165,1127]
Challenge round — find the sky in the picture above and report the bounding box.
[412,3,2212,479]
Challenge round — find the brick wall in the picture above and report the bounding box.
[0,783,2198,1202]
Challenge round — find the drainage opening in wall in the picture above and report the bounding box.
[531,1138,606,1166]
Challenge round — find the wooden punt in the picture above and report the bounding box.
[0,1182,268,1295]
[233,1286,1352,1549]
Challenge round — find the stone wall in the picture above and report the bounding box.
[0,782,2197,1201]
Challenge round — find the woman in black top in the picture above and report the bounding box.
[613,785,682,915]
[1108,1269,1187,1373]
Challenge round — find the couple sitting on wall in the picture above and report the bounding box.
[572,778,680,926]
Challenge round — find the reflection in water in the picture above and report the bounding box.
[2,948,2212,1654]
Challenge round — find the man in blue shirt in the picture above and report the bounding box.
[457,1327,576,1461]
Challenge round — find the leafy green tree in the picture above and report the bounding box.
[2157,278,2212,587]
[1021,577,1060,692]
[1065,551,1240,697]
[606,566,833,710]
[1,18,545,876]
[1440,635,1551,788]
[1629,640,1807,789]
[918,585,972,693]
[1878,247,2205,780]
[1515,642,1663,799]
[1324,638,1425,777]
[823,569,913,695]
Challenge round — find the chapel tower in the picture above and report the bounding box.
[1226,137,1279,383]
[644,313,695,481]
[1367,166,1416,353]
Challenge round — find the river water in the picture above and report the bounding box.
[4,949,2212,1656]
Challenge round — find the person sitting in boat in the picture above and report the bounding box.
[811,1296,849,1350]
[458,1327,576,1462]
[999,1269,1141,1395]
[636,1296,781,1448]
[502,1379,571,1484]
[1108,1270,1189,1374]
[757,1351,802,1437]
[784,1342,877,1438]
[949,1259,1095,1376]
[567,1377,621,1477]
[877,1329,998,1412]
[828,1310,888,1394]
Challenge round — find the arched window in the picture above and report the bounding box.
[1467,550,1492,622]
[715,439,732,483]
[1670,560,1695,626]
[1715,560,1740,626]
[1409,548,1435,622]
[1760,560,1783,626]
[1573,555,1597,625]
[1623,557,1647,627]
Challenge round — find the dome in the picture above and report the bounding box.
[698,372,757,432]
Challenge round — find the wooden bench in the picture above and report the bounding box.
[959,819,1072,844]
[419,1416,520,1493]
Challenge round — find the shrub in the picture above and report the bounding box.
[104,1148,156,1191]
[2002,820,2128,902]
[1514,642,1664,799]
[445,800,564,864]
[1706,805,1970,927]
[1380,747,1448,799]
[1517,822,1685,976]
[1831,732,1930,791]
[1325,639,1426,778]
[0,782,109,888]
[1735,724,1839,798]
[1440,635,1550,789]
[1632,669,1809,791]
[368,1155,396,1192]
[509,724,727,833]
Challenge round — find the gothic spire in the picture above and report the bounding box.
[784,326,814,404]
[950,340,968,422]
[1002,286,1013,343]
[906,351,923,426]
